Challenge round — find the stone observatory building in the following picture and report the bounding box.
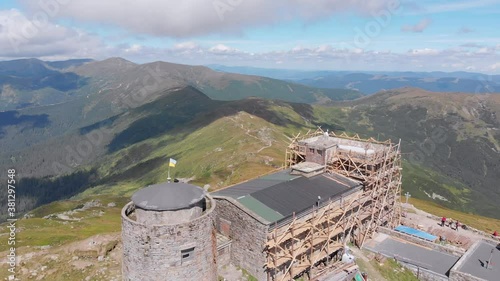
[121,182,217,281]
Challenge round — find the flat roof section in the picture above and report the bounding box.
[237,195,284,222]
[213,169,362,224]
[251,173,359,220]
[291,162,325,173]
[365,235,460,276]
[300,135,338,150]
[455,240,500,281]
[212,169,299,199]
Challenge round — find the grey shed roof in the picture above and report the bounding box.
[132,182,206,211]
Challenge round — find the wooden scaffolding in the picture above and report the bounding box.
[266,129,402,281]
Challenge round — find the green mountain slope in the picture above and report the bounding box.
[1,80,499,221]
[0,58,362,111]
[1,86,313,219]
[315,88,500,218]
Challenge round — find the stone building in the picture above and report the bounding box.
[121,130,402,281]
[121,182,217,281]
[212,130,402,280]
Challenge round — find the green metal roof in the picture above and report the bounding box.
[237,195,284,222]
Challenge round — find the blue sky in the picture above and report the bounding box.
[0,0,499,72]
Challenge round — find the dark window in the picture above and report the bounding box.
[318,150,323,156]
[309,148,315,153]
[181,247,195,264]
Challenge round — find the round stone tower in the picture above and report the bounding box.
[121,182,217,281]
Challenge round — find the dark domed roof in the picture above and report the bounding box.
[132,182,206,211]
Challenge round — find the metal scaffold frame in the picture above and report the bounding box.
[267,129,402,281]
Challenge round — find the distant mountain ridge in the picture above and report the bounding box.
[208,65,500,95]
[0,58,362,111]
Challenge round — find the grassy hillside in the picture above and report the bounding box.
[1,85,500,280]
[198,78,361,103]
[1,80,499,221]
[319,88,500,218]
[1,89,312,219]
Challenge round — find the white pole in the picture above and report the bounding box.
[486,248,494,269]
[167,164,171,183]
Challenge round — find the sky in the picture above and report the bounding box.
[0,0,499,73]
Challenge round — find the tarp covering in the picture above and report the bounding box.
[394,225,438,241]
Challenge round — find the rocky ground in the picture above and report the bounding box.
[401,203,495,249]
[2,201,498,281]
[1,233,122,281]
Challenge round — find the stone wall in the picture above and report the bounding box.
[400,262,448,281]
[135,206,203,225]
[121,196,217,281]
[448,240,488,281]
[376,227,465,257]
[214,197,269,281]
[305,147,325,164]
[448,271,486,281]
[217,244,231,270]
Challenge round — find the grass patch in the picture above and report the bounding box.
[240,268,258,281]
[0,195,127,252]
[402,161,472,208]
[372,258,419,281]
[402,207,417,214]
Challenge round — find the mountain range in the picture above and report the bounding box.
[209,65,500,95]
[0,58,499,221]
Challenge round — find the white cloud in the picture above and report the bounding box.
[420,0,498,14]
[174,41,199,50]
[0,6,498,73]
[490,62,500,70]
[0,9,104,59]
[208,44,242,54]
[409,48,439,55]
[110,42,499,73]
[18,0,396,37]
[401,18,432,33]
[125,44,143,53]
